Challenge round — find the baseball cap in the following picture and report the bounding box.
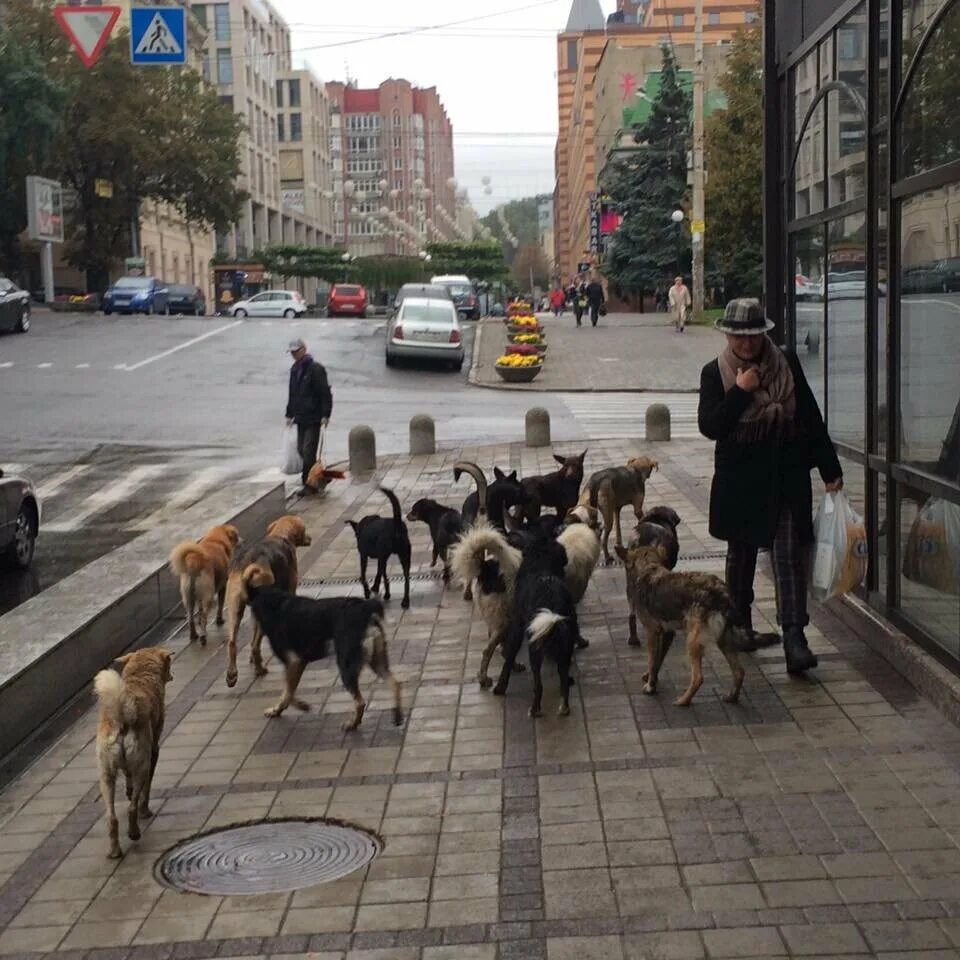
[288,337,306,352]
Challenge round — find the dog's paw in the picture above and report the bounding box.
[641,671,649,682]
[189,630,198,642]
[463,588,473,602]
[722,691,741,704]
[264,705,283,718]
[628,638,643,648]
[225,670,238,688]
[198,635,207,647]
[528,706,543,718]
[401,598,410,609]
[643,682,657,695]
[340,720,360,732]
[107,847,123,860]
[673,696,692,707]
[492,683,507,697]
[478,675,493,689]
[292,698,310,712]
[576,637,590,649]
[253,665,269,679]
[215,616,225,626]
[393,709,404,727]
[557,702,571,717]
[140,806,154,819]
[128,826,141,842]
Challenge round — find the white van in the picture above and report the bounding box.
[430,275,479,320]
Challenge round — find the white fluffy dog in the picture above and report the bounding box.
[559,506,602,604]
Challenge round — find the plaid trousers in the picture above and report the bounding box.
[725,506,809,629]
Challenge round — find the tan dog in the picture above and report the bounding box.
[168,524,240,643]
[578,457,659,564]
[224,515,311,687]
[617,542,745,707]
[94,647,173,859]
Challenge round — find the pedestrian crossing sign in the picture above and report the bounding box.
[130,6,186,65]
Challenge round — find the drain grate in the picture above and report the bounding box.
[155,819,381,895]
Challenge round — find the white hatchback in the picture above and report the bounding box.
[385,297,464,371]
[231,290,307,318]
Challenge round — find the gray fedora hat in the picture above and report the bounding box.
[715,298,775,335]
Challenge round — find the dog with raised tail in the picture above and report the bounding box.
[94,647,173,859]
[346,487,411,609]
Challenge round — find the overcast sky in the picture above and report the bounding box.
[275,0,617,215]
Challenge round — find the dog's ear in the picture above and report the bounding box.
[553,454,567,466]
[507,470,519,482]
[493,466,506,481]
[160,650,174,682]
[112,652,133,673]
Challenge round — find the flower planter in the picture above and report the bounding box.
[495,363,543,383]
[507,334,546,345]
[506,323,542,336]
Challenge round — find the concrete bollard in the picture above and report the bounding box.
[525,407,551,447]
[645,404,671,442]
[409,414,436,455]
[349,425,377,474]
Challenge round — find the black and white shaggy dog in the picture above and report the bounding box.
[346,487,411,609]
[406,498,463,585]
[242,566,403,730]
[493,535,578,718]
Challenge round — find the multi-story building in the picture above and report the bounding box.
[325,80,457,257]
[554,0,755,280]
[538,197,556,275]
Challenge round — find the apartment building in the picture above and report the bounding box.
[325,80,456,257]
[554,0,755,279]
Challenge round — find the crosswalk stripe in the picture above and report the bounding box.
[35,464,92,501]
[1,463,28,478]
[246,466,285,484]
[561,393,700,439]
[128,466,226,532]
[0,362,12,369]
[44,465,165,533]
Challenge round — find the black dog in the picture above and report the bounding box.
[506,513,566,551]
[493,535,578,718]
[346,487,411,609]
[461,465,528,532]
[628,506,682,649]
[406,498,463,584]
[519,450,587,524]
[243,570,402,730]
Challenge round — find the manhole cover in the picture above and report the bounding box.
[154,818,381,895]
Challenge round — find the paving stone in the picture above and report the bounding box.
[547,936,625,960]
[701,927,785,956]
[861,919,951,951]
[777,922,868,954]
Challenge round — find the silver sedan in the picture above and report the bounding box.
[385,297,465,371]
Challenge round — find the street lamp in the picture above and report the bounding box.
[343,180,356,197]
[671,210,685,279]
[671,209,684,224]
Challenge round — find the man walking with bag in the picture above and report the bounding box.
[286,337,333,494]
[698,299,843,675]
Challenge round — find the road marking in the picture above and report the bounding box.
[37,362,52,369]
[246,466,284,484]
[35,463,91,501]
[76,363,90,369]
[0,362,12,369]
[129,466,225,531]
[1,463,27,477]
[905,298,960,314]
[113,364,127,370]
[122,320,243,372]
[44,465,165,532]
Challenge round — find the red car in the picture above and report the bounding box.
[327,283,368,318]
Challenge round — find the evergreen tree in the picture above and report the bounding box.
[603,45,692,298]
[704,7,763,298]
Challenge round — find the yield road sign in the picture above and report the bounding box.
[130,6,186,65]
[54,5,121,68]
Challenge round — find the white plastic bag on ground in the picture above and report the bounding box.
[281,424,302,475]
[810,491,868,603]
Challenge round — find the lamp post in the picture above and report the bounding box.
[671,209,684,280]
[341,251,355,282]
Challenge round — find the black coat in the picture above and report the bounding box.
[286,359,333,425]
[586,281,605,306]
[698,348,842,548]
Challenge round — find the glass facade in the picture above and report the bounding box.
[767,0,960,663]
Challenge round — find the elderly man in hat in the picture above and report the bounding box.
[286,337,333,494]
[698,299,843,674]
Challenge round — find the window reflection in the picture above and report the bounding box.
[827,87,866,205]
[793,227,825,406]
[794,101,825,218]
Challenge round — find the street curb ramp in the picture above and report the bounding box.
[0,481,285,767]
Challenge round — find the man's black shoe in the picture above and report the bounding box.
[784,627,818,674]
[734,629,782,653]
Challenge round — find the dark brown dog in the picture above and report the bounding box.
[519,450,586,523]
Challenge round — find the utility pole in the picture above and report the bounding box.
[691,0,706,319]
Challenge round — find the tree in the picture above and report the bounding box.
[480,195,549,265]
[259,244,347,284]
[510,244,550,290]
[704,7,763,298]
[425,241,508,282]
[602,45,692,298]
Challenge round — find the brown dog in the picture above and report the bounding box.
[579,457,659,564]
[168,524,240,643]
[224,515,311,687]
[617,542,745,707]
[94,647,173,858]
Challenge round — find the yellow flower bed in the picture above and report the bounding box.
[496,353,543,367]
[511,316,539,327]
[512,333,543,344]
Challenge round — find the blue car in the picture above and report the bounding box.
[102,276,170,315]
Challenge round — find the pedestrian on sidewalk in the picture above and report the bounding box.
[585,275,605,327]
[285,337,333,495]
[697,299,843,675]
[573,279,588,327]
[669,275,691,332]
[549,285,566,318]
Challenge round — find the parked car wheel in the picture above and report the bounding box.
[361,308,368,319]
[385,352,396,368]
[103,308,112,316]
[234,308,247,318]
[284,308,296,318]
[451,358,464,372]
[163,303,170,316]
[6,505,36,570]
[14,306,30,333]
[144,303,153,316]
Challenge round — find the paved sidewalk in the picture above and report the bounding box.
[472,314,719,392]
[3,439,960,960]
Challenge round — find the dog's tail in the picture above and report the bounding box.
[527,609,568,649]
[169,541,207,577]
[241,562,275,597]
[586,476,602,509]
[453,461,488,516]
[379,486,403,524]
[344,519,360,537]
[450,522,521,588]
[94,669,136,729]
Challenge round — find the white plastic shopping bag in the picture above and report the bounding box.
[281,424,302,475]
[810,491,868,603]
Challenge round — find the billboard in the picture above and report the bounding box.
[26,176,64,243]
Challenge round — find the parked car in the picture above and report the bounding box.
[0,467,40,570]
[391,283,452,317]
[934,257,960,292]
[327,284,368,318]
[165,284,206,316]
[431,274,480,320]
[102,276,170,315]
[902,264,943,295]
[230,290,307,318]
[0,277,30,333]
[795,273,819,302]
[385,297,464,371]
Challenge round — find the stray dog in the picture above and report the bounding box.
[519,450,587,523]
[94,647,173,858]
[558,507,602,606]
[169,524,241,643]
[243,567,402,729]
[406,498,463,585]
[346,487,411,609]
[224,515,311,688]
[450,522,523,687]
[627,506,681,648]
[459,463,528,532]
[493,535,578,718]
[617,542,745,707]
[579,457,660,564]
